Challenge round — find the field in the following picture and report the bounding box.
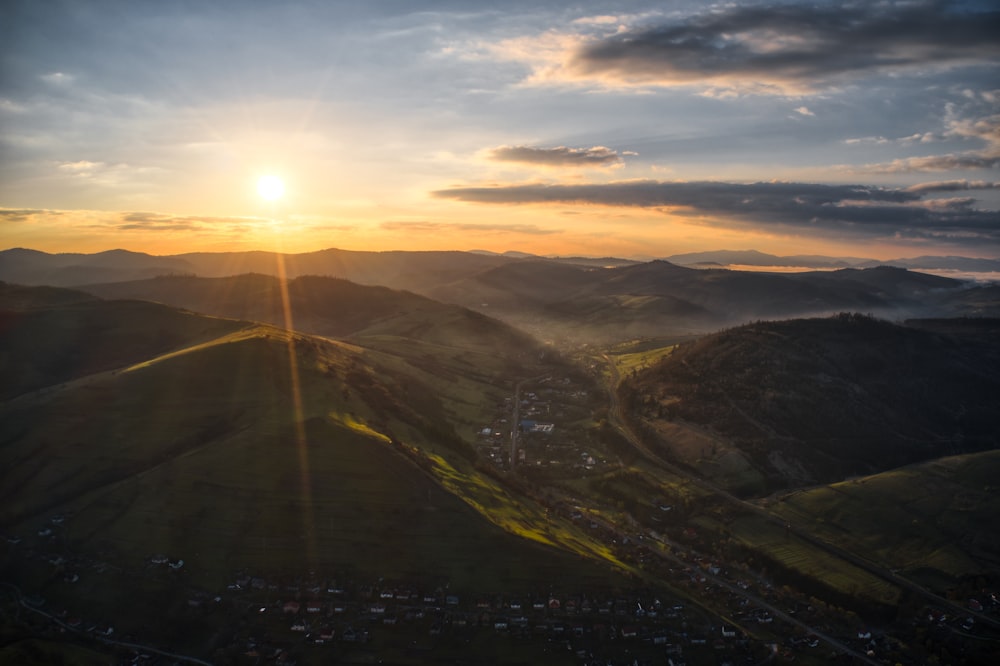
[722,514,902,607]
[767,450,1000,590]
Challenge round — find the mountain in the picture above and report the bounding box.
[621,314,1000,495]
[0,284,245,401]
[0,298,626,655]
[79,273,544,358]
[0,248,196,286]
[426,258,983,342]
[665,249,869,268]
[0,247,520,293]
[865,255,1000,272]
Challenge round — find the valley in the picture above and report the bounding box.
[1,249,999,665]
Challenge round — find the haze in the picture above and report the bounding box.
[2,0,998,259]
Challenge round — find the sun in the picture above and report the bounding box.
[257,174,285,202]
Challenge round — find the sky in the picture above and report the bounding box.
[1,0,998,259]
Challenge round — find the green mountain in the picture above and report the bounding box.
[621,314,1000,495]
[0,299,625,655]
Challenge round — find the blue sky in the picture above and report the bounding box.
[1,0,998,258]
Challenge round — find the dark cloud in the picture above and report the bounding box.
[433,179,1000,245]
[379,220,559,235]
[568,2,1000,92]
[488,145,623,167]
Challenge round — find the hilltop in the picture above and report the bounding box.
[621,314,1000,495]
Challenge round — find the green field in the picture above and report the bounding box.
[722,514,902,607]
[768,450,1000,590]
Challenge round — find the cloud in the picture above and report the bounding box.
[487,145,624,168]
[499,2,1000,95]
[379,220,559,235]
[905,180,999,193]
[864,112,1000,172]
[114,211,267,232]
[793,106,814,117]
[433,179,1000,245]
[58,160,104,174]
[0,208,60,222]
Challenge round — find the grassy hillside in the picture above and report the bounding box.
[1,299,627,592]
[621,314,1000,494]
[767,450,1000,591]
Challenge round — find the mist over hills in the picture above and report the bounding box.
[426,259,989,342]
[4,247,997,345]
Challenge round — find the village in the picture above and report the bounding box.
[475,374,608,474]
[3,370,998,665]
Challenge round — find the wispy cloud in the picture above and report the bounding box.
[116,211,267,232]
[0,208,62,222]
[379,220,559,235]
[863,111,1000,172]
[434,179,1000,245]
[487,145,624,168]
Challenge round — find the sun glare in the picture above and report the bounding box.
[257,174,286,201]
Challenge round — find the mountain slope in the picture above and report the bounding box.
[769,449,1000,589]
[0,305,628,653]
[0,285,245,400]
[79,273,543,357]
[621,314,1000,494]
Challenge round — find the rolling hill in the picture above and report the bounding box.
[768,449,1000,591]
[620,314,1000,495]
[425,258,984,342]
[0,298,627,655]
[79,273,543,357]
[5,248,998,344]
[0,284,245,401]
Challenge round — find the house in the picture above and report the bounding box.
[721,626,737,638]
[306,601,323,614]
[282,601,300,614]
[290,621,307,632]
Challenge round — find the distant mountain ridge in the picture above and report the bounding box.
[3,247,998,290]
[4,247,1000,343]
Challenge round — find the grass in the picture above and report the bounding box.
[723,514,902,606]
[603,341,678,379]
[2,322,637,656]
[767,450,1000,589]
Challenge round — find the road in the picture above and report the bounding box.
[0,581,214,666]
